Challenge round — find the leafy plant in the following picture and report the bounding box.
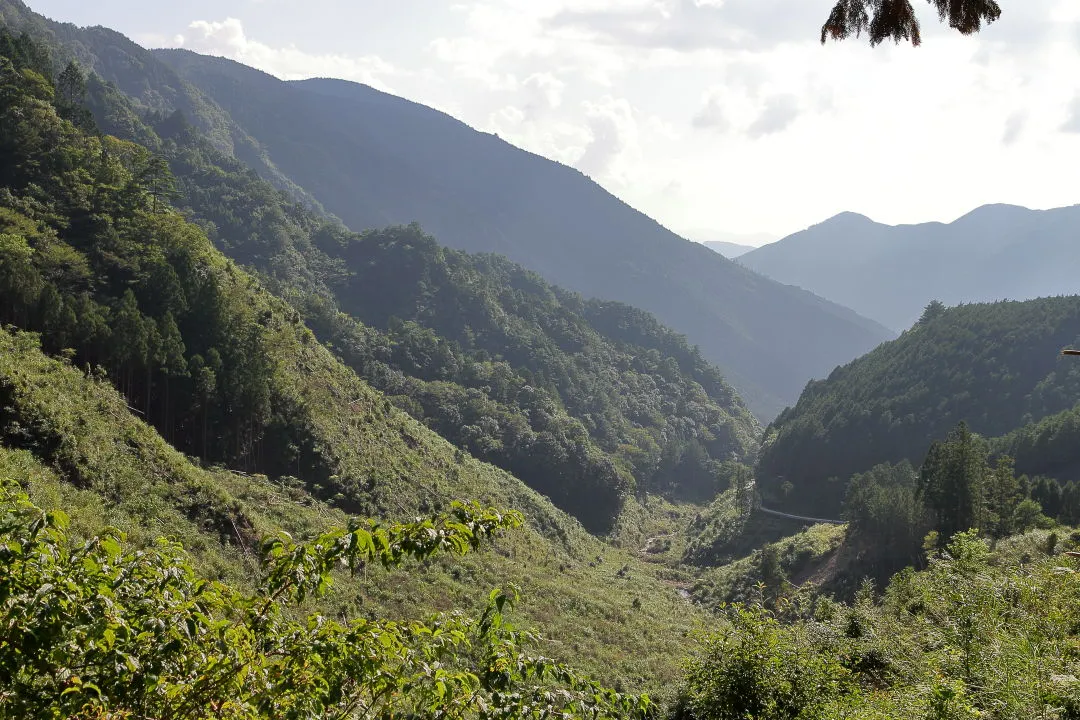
[0,476,649,719]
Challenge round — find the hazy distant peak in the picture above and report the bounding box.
[702,240,755,258]
[951,203,1033,223]
[740,200,1080,333]
[816,211,875,227]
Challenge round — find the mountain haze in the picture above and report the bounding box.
[740,204,1080,332]
[0,0,893,419]
[134,49,891,419]
[7,6,1080,718]
[702,241,756,258]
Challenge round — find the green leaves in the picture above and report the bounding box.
[0,477,641,719]
[259,502,524,607]
[821,0,1001,46]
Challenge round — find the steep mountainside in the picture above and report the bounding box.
[118,74,761,529]
[0,0,895,420]
[0,0,325,210]
[144,51,891,419]
[757,297,1080,515]
[0,330,700,697]
[0,37,703,694]
[0,4,763,534]
[740,204,1080,332]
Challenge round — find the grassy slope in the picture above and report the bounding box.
[691,519,847,608]
[0,327,704,698]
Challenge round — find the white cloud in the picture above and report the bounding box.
[57,0,1080,238]
[176,18,399,91]
[747,94,799,138]
[692,87,730,131]
[485,106,590,165]
[1002,111,1026,145]
[429,35,519,91]
[1062,95,1080,134]
[576,96,641,184]
[523,72,565,114]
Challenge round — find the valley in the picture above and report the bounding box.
[3,1,1080,718]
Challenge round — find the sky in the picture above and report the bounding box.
[29,0,1080,242]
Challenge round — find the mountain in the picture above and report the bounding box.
[756,296,1080,516]
[740,204,1080,332]
[0,20,769,541]
[5,11,1080,719]
[131,50,891,419]
[0,0,895,420]
[702,240,756,258]
[689,230,774,258]
[0,40,705,696]
[0,0,770,535]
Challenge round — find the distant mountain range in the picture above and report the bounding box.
[740,204,1080,332]
[151,54,892,418]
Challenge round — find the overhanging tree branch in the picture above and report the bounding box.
[822,0,1002,46]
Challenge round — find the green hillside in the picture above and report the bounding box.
[0,0,895,420]
[989,405,1080,516]
[757,297,1080,515]
[0,18,762,535]
[10,5,1080,719]
[0,41,706,697]
[153,52,892,420]
[142,103,760,533]
[0,327,700,701]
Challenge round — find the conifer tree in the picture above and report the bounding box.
[919,422,988,541]
[56,60,85,107]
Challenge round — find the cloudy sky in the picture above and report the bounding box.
[31,0,1080,242]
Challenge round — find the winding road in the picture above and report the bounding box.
[756,506,844,526]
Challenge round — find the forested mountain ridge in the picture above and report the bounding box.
[740,203,1080,332]
[0,0,326,212]
[0,0,897,420]
[0,31,707,698]
[8,9,1080,720]
[757,297,1080,515]
[0,36,547,524]
[0,329,699,702]
[307,225,760,498]
[124,82,761,530]
[0,4,763,533]
[145,49,892,420]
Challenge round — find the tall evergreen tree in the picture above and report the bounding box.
[56,60,85,106]
[985,455,1020,538]
[918,422,988,541]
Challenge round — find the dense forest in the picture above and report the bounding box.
[151,51,893,420]
[757,297,1080,515]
